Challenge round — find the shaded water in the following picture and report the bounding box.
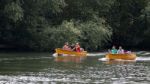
[0,52,150,84]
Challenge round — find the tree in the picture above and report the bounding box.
[138,1,150,48]
[107,0,147,48]
[78,17,112,51]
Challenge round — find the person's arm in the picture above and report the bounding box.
[108,49,111,53]
[62,46,65,49]
[63,45,67,50]
[72,47,75,51]
[122,49,124,54]
[117,50,119,54]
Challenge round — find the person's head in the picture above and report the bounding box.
[112,45,116,49]
[76,42,79,45]
[65,42,68,45]
[119,46,122,49]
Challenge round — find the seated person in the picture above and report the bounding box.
[108,49,111,53]
[117,46,124,54]
[62,42,71,51]
[73,43,81,52]
[80,48,84,52]
[111,46,117,54]
[70,44,75,50]
[124,50,131,54]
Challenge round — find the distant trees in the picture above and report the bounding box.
[107,0,148,48]
[139,1,150,48]
[0,0,150,51]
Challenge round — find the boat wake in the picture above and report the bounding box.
[98,58,108,61]
[98,57,150,62]
[135,57,150,61]
[87,52,106,56]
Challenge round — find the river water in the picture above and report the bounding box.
[0,51,150,84]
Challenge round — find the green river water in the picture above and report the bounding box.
[0,51,150,84]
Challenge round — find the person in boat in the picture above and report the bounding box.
[62,42,71,51]
[108,49,111,53]
[117,46,124,54]
[111,45,117,54]
[73,43,81,52]
[80,48,84,52]
[70,44,75,51]
[124,50,131,54]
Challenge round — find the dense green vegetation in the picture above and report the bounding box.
[0,0,150,51]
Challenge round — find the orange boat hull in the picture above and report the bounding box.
[55,48,87,56]
[106,53,136,60]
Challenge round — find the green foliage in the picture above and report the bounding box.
[1,0,150,51]
[138,1,150,47]
[4,2,23,22]
[78,18,112,50]
[48,20,81,51]
[63,0,115,20]
[107,0,148,47]
[21,18,111,51]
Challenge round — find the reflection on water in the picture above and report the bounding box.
[104,60,136,64]
[0,52,150,84]
[54,56,87,63]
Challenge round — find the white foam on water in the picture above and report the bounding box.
[87,52,106,56]
[98,58,108,61]
[98,57,150,62]
[142,52,150,55]
[135,57,150,61]
[52,53,58,57]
